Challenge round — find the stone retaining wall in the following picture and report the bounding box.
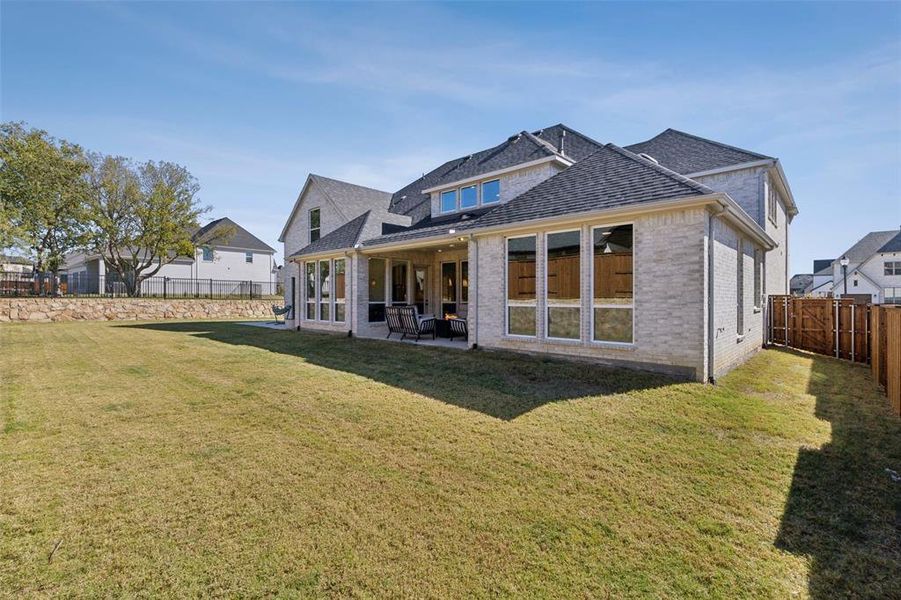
[0,297,273,322]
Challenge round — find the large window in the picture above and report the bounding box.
[305,262,316,320]
[414,267,428,315]
[482,179,500,204]
[368,258,386,322]
[392,262,408,304]
[318,260,330,321]
[461,261,469,308]
[885,288,901,304]
[441,261,457,316]
[334,259,346,322]
[592,225,633,343]
[507,235,537,336]
[736,238,744,335]
[885,261,901,276]
[460,185,478,209]
[546,230,581,339]
[309,208,321,243]
[440,190,457,213]
[768,183,778,226]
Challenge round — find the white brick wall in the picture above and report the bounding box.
[473,208,710,380]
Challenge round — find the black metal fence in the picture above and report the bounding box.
[0,271,282,299]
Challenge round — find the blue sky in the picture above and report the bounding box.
[2,1,899,274]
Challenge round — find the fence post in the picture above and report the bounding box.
[851,304,856,362]
[163,277,168,299]
[834,299,839,358]
[209,278,213,298]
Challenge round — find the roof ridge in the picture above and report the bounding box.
[663,128,773,161]
[604,144,714,195]
[311,173,391,195]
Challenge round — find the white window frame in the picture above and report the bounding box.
[440,190,458,214]
[590,223,635,346]
[318,259,332,322]
[481,179,501,205]
[460,184,478,210]
[334,258,346,323]
[390,259,411,306]
[309,207,321,243]
[544,228,582,342]
[884,260,901,276]
[767,182,778,227]
[201,247,214,262]
[304,261,316,321]
[245,251,253,264]
[505,234,538,338]
[368,257,387,323]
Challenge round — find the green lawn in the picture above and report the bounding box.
[1,321,898,598]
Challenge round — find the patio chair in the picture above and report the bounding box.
[271,304,292,324]
[448,317,468,341]
[386,305,435,341]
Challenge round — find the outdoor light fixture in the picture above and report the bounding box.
[448,228,456,234]
[840,255,849,296]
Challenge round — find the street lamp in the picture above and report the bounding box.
[840,256,850,296]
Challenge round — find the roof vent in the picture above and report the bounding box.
[639,153,659,164]
[559,130,566,156]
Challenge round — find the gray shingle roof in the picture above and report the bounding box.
[839,230,899,264]
[311,174,392,207]
[877,230,901,253]
[790,274,813,293]
[363,144,713,247]
[289,211,370,257]
[813,259,834,274]
[465,144,713,230]
[361,208,492,248]
[193,217,275,253]
[387,124,606,224]
[624,128,772,175]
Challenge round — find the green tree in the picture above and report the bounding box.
[87,155,217,297]
[0,122,90,281]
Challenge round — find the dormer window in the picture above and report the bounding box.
[482,179,500,204]
[440,190,458,213]
[460,185,478,209]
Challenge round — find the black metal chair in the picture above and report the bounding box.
[271,304,292,324]
[386,305,435,341]
[448,317,468,341]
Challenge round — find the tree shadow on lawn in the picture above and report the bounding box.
[119,321,676,421]
[774,349,901,598]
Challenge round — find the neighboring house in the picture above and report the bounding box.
[828,229,901,303]
[807,258,834,297]
[0,254,33,274]
[790,274,812,295]
[65,217,277,293]
[280,124,797,382]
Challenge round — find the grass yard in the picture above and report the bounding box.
[1,321,899,598]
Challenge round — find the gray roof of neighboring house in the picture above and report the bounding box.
[193,217,275,253]
[624,128,772,175]
[0,254,32,265]
[289,211,370,257]
[813,259,834,274]
[790,274,813,293]
[387,124,606,223]
[838,230,899,264]
[363,144,713,247]
[876,230,901,253]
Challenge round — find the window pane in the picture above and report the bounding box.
[305,262,316,300]
[334,259,345,300]
[507,237,536,301]
[594,308,632,343]
[482,179,500,204]
[508,306,536,336]
[460,185,477,209]
[414,267,427,314]
[319,302,330,321]
[548,231,580,299]
[369,259,385,302]
[461,261,469,303]
[319,260,330,301]
[310,208,320,228]
[306,302,315,320]
[335,303,345,322]
[593,225,633,303]
[548,307,580,339]
[440,190,457,212]
[245,251,253,263]
[202,247,213,261]
[442,262,457,316]
[392,262,408,303]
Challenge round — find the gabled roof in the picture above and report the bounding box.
[790,274,813,293]
[467,144,714,230]
[624,128,772,175]
[279,174,392,242]
[877,230,901,253]
[838,230,899,264]
[387,123,605,223]
[813,259,834,274]
[289,211,370,258]
[193,217,275,253]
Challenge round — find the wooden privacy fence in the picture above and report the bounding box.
[768,296,900,417]
[767,296,869,363]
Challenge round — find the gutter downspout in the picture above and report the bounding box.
[707,205,726,384]
[469,234,478,349]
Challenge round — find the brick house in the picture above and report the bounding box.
[279,125,798,382]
